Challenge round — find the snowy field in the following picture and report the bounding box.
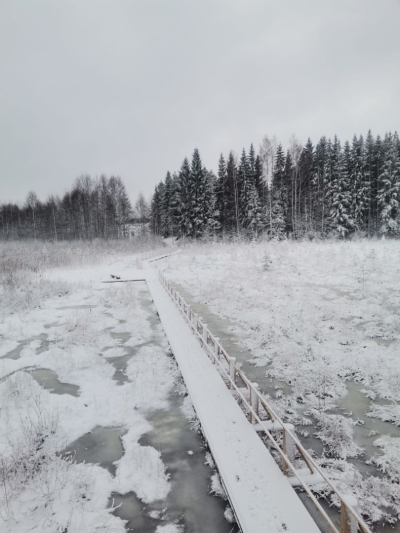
[0,241,233,533]
[160,239,400,528]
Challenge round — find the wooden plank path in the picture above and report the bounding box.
[144,263,321,533]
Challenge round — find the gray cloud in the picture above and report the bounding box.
[0,0,399,204]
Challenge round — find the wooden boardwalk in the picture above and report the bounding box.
[144,263,321,533]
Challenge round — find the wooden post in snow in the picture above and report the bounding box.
[341,495,359,533]
[229,357,236,389]
[213,337,220,364]
[250,382,259,424]
[283,424,296,476]
[202,323,208,346]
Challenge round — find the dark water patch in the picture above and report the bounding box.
[109,492,159,532]
[0,333,49,360]
[110,332,132,344]
[64,426,127,476]
[57,304,97,310]
[31,368,80,396]
[107,353,133,384]
[44,321,62,329]
[136,390,238,533]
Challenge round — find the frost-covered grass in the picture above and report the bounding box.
[0,236,164,318]
[160,239,400,525]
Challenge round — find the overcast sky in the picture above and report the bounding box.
[0,0,399,205]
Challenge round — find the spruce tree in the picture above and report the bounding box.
[246,183,263,238]
[238,148,251,227]
[225,151,240,236]
[298,139,315,233]
[378,133,400,235]
[283,150,293,235]
[254,154,266,205]
[205,169,219,237]
[270,144,286,239]
[215,154,227,235]
[328,141,354,238]
[325,137,342,230]
[150,183,163,235]
[349,135,368,231]
[313,137,329,235]
[189,149,210,238]
[363,131,375,236]
[161,172,174,237]
[177,158,192,237]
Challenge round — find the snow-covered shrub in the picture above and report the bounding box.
[314,413,362,459]
[262,253,273,271]
[323,458,400,524]
[372,436,400,482]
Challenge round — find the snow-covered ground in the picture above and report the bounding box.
[159,239,400,528]
[0,243,232,533]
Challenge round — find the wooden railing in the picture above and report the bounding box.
[155,267,372,533]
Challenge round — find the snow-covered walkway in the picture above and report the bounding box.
[144,262,320,533]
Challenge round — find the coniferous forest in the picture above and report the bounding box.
[151,131,400,240]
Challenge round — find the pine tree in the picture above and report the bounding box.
[378,133,400,235]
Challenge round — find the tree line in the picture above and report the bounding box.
[151,130,400,240]
[0,175,135,240]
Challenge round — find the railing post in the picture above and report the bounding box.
[341,495,359,533]
[193,313,198,331]
[283,424,296,476]
[214,337,220,363]
[202,323,208,345]
[250,382,259,424]
[186,304,191,321]
[228,357,236,389]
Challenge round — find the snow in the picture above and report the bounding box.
[145,261,320,533]
[156,525,183,533]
